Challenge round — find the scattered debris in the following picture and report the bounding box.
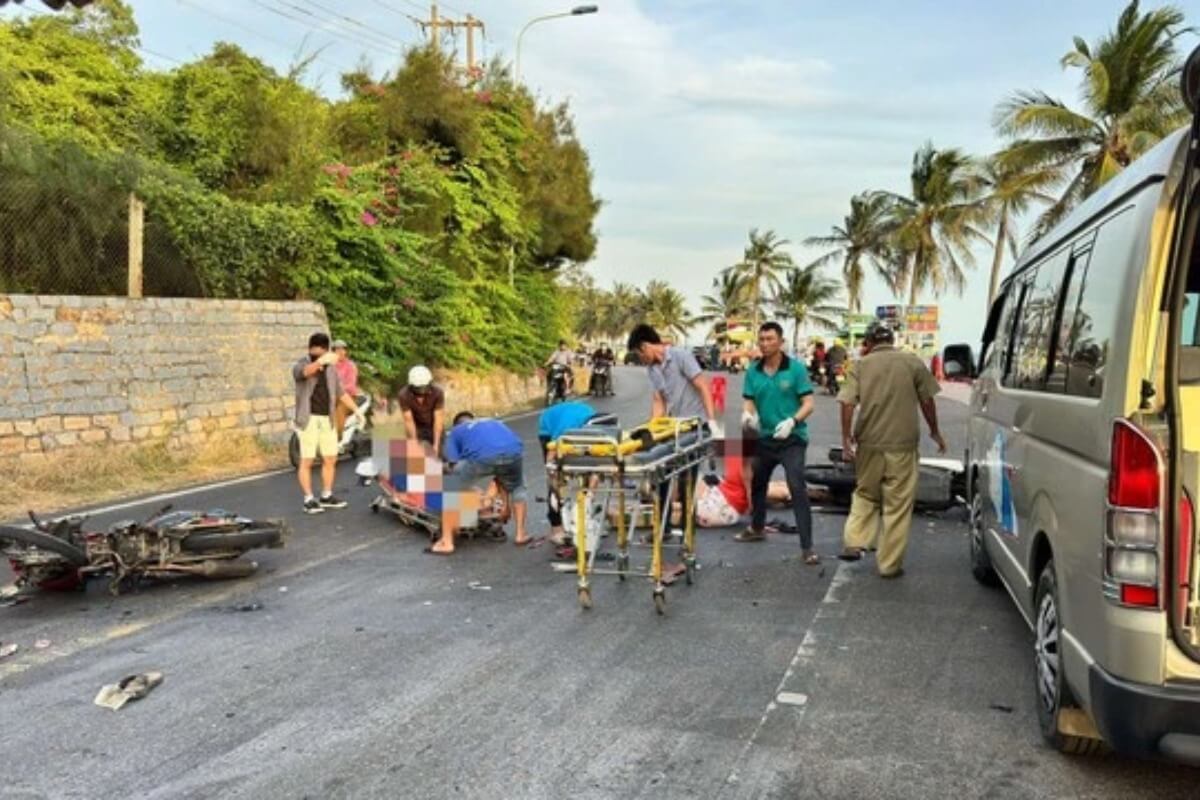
[422,601,433,606]
[94,671,164,711]
[355,626,365,632]
[0,595,30,609]
[989,704,1014,714]
[0,642,18,659]
[467,581,493,592]
[34,639,51,650]
[225,712,236,719]
[278,586,289,593]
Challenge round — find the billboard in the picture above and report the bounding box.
[905,305,939,333]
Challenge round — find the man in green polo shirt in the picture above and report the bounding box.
[737,321,817,564]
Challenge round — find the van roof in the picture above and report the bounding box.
[1010,126,1190,277]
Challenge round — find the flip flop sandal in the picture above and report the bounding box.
[423,547,452,557]
[837,548,864,562]
[515,536,545,548]
[804,552,821,565]
[554,545,577,560]
[734,529,766,542]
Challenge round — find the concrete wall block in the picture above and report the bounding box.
[62,416,90,431]
[54,431,79,448]
[35,416,62,434]
[79,429,107,445]
[14,420,36,436]
[132,426,152,440]
[0,435,27,456]
[109,426,131,443]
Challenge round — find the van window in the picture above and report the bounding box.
[1062,207,1137,398]
[979,289,1009,372]
[1004,250,1071,390]
[1001,279,1030,384]
[1045,248,1091,393]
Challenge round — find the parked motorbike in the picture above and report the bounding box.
[546,363,570,406]
[589,361,614,397]
[804,448,966,511]
[289,394,373,468]
[1,506,288,595]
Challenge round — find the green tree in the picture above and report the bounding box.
[886,144,992,305]
[695,271,750,342]
[802,191,897,312]
[773,265,846,354]
[978,157,1058,307]
[601,281,645,341]
[725,228,794,332]
[994,0,1190,234]
[642,279,692,341]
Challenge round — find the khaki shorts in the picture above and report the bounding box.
[298,415,338,460]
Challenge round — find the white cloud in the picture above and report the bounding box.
[676,55,836,110]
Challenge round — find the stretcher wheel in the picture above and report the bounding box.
[685,558,696,586]
[578,587,593,610]
[370,501,380,514]
[616,553,629,580]
[653,590,666,615]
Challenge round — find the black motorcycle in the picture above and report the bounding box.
[590,360,614,397]
[1,506,287,595]
[546,363,571,406]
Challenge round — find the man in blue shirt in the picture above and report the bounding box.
[538,401,610,546]
[738,322,817,564]
[432,412,529,554]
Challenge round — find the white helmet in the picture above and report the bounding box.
[408,365,433,388]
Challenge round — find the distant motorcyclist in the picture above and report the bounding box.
[546,340,575,394]
[826,339,848,394]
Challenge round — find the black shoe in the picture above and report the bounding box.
[319,494,348,509]
[303,498,325,515]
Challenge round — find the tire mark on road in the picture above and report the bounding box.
[0,536,391,682]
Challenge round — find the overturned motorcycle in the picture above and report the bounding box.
[1,506,288,596]
[804,448,967,511]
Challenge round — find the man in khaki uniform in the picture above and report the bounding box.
[837,323,946,577]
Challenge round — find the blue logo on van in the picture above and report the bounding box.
[987,429,1018,536]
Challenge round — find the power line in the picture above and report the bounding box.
[174,0,356,74]
[361,0,427,30]
[270,0,405,53]
[247,0,398,55]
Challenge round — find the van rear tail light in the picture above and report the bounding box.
[1106,420,1163,609]
[1178,492,1195,624]
[1109,420,1161,509]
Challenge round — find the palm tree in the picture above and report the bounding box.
[599,281,644,341]
[994,0,1189,235]
[773,265,846,354]
[803,192,898,312]
[979,157,1059,307]
[694,271,750,342]
[886,144,992,305]
[725,228,794,331]
[643,279,692,341]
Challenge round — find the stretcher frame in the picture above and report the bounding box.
[368,477,509,542]
[547,417,713,614]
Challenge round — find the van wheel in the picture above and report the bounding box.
[969,489,999,587]
[1034,561,1105,756]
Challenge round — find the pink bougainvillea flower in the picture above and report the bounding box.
[361,210,378,227]
[475,91,493,104]
[401,151,414,162]
[402,297,417,309]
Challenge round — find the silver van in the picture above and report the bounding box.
[960,50,1200,763]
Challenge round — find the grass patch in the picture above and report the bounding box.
[5,434,288,522]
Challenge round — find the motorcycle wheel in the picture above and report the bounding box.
[182,524,285,554]
[0,525,88,567]
[288,433,300,468]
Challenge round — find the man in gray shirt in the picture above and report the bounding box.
[293,332,363,515]
[626,323,722,436]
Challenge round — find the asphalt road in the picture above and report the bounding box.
[2,366,1198,799]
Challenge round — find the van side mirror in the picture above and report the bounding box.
[942,343,976,380]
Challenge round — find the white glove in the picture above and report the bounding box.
[773,417,796,440]
[741,410,759,432]
[317,352,338,366]
[707,418,725,440]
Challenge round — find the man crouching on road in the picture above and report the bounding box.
[837,322,945,577]
[429,411,530,555]
[294,332,364,515]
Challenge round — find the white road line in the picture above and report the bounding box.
[724,560,854,789]
[73,468,294,518]
[0,536,391,682]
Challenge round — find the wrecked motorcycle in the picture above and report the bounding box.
[804,448,967,511]
[1,506,288,595]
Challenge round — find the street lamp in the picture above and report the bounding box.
[514,5,599,82]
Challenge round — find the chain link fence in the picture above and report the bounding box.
[0,129,203,297]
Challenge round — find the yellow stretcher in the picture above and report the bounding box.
[546,416,714,614]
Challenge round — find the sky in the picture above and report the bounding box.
[6,0,1193,346]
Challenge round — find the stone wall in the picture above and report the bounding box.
[0,295,328,465]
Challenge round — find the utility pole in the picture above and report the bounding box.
[418,4,485,71]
